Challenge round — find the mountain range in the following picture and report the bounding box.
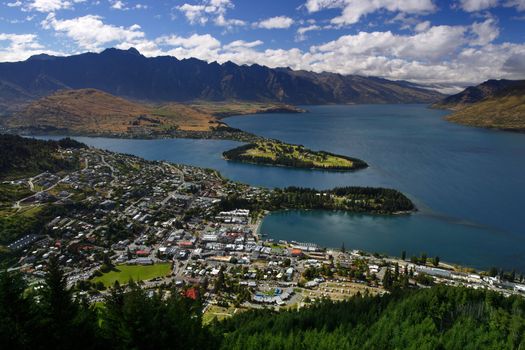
[0,47,443,115]
[433,79,525,131]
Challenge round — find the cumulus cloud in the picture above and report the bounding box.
[459,0,499,12]
[414,21,431,32]
[177,0,245,28]
[505,0,525,10]
[296,24,321,41]
[459,0,525,11]
[470,18,499,45]
[0,32,61,61]
[41,13,145,51]
[255,16,294,29]
[6,1,22,7]
[26,0,85,12]
[304,0,436,25]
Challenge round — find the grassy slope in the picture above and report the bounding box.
[445,94,525,130]
[190,101,303,118]
[8,89,221,133]
[91,263,172,287]
[224,141,366,170]
[6,90,305,136]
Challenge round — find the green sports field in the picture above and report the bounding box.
[92,263,172,287]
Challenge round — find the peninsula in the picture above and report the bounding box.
[223,141,368,171]
[433,79,525,132]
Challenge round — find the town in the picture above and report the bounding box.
[3,145,525,323]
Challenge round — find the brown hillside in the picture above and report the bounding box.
[7,89,220,134]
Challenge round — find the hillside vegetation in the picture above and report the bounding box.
[433,79,525,131]
[223,141,368,171]
[5,89,303,136]
[2,264,525,350]
[445,93,525,131]
[0,134,84,180]
[7,89,220,134]
[217,285,525,349]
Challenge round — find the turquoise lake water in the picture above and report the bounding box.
[42,104,525,270]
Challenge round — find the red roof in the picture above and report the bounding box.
[135,250,149,256]
[291,249,303,256]
[184,288,199,300]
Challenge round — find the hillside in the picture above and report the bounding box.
[433,79,525,109]
[0,134,84,180]
[0,48,443,112]
[4,89,302,137]
[6,89,220,134]
[2,268,525,350]
[433,80,525,131]
[217,286,525,349]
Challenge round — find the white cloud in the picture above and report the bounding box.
[223,39,263,50]
[459,0,499,12]
[470,18,499,45]
[111,0,125,10]
[505,0,525,10]
[305,0,436,25]
[0,32,61,61]
[177,0,244,27]
[156,33,221,61]
[26,0,85,12]
[296,24,321,41]
[6,1,22,7]
[41,13,144,51]
[414,20,431,32]
[255,16,294,29]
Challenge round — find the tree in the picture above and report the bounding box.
[401,250,406,261]
[341,242,346,254]
[0,271,35,349]
[432,256,440,267]
[215,268,226,293]
[420,253,428,266]
[382,268,393,290]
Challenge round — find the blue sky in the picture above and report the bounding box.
[0,0,524,89]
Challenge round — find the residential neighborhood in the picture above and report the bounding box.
[4,146,525,322]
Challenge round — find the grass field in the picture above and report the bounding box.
[248,142,355,168]
[92,263,172,287]
[224,141,366,170]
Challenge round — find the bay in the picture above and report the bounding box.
[41,104,525,270]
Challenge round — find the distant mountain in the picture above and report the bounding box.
[433,80,525,131]
[0,48,443,114]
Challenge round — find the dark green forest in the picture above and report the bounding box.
[219,186,415,214]
[0,134,85,180]
[2,262,525,350]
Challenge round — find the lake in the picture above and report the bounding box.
[42,104,525,271]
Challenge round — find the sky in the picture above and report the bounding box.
[0,0,524,90]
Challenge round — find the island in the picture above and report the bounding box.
[223,141,368,171]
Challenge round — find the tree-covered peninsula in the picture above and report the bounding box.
[223,141,368,171]
[220,186,415,215]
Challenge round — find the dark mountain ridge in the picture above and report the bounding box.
[0,47,442,113]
